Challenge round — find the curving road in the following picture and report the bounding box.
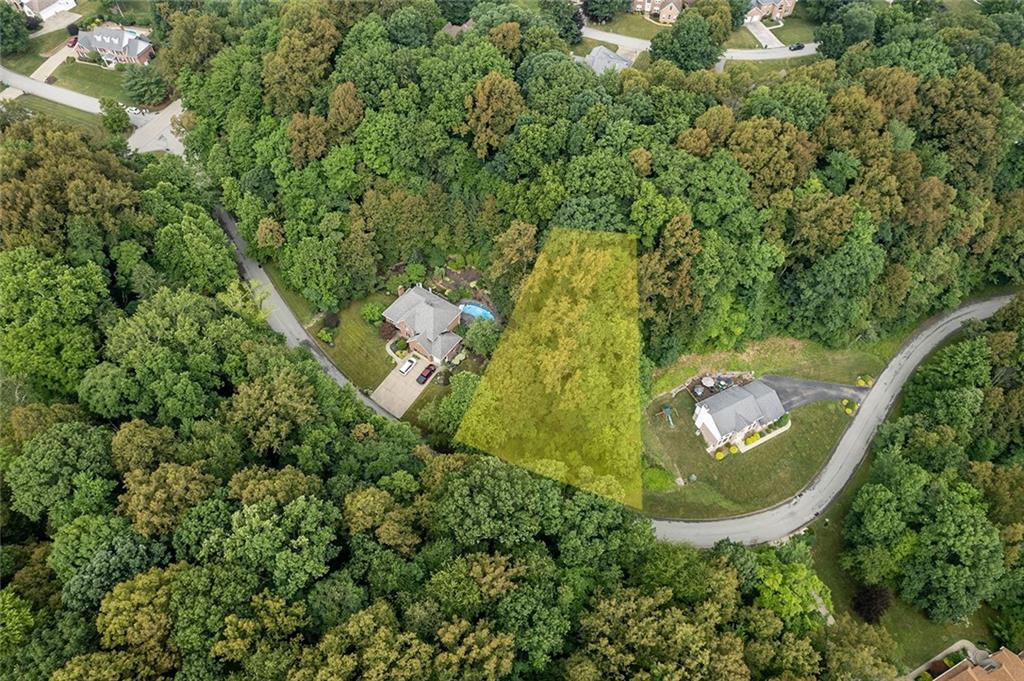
[580,26,818,61]
[653,294,1015,547]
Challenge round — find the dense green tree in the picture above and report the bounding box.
[154,208,236,294]
[582,0,628,22]
[0,248,109,395]
[100,98,131,136]
[650,12,723,72]
[0,4,28,55]
[123,65,169,106]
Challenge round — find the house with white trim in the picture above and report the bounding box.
[692,380,786,449]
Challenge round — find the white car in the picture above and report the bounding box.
[125,106,141,115]
[398,357,416,375]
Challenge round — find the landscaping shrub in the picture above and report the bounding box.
[917,674,932,681]
[316,327,335,344]
[728,444,738,454]
[360,302,385,326]
[852,584,892,623]
[744,432,761,445]
[395,338,408,352]
[379,320,397,339]
[715,450,725,460]
[405,262,427,283]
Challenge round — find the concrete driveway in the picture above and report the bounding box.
[744,20,785,49]
[760,375,868,411]
[369,356,435,418]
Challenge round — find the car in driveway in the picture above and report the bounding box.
[417,364,436,384]
[125,106,142,115]
[66,36,78,47]
[788,42,805,51]
[398,357,416,375]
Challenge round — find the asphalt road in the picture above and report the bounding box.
[653,294,1015,547]
[579,26,818,61]
[0,65,101,113]
[214,207,396,420]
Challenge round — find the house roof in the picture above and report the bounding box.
[697,380,785,436]
[23,0,65,13]
[77,27,152,58]
[441,18,474,37]
[661,0,682,10]
[939,649,1024,681]
[383,285,462,358]
[585,45,633,74]
[749,0,778,8]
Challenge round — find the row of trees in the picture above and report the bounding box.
[0,116,903,679]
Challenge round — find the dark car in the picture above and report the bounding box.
[788,42,805,51]
[417,364,437,384]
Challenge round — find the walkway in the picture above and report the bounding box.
[760,375,868,411]
[214,206,396,420]
[653,294,1015,546]
[744,19,785,49]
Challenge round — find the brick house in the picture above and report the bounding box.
[746,0,797,22]
[936,648,1024,680]
[632,0,686,23]
[382,285,463,364]
[75,26,154,65]
[9,0,76,21]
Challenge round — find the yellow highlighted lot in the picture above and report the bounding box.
[457,229,643,508]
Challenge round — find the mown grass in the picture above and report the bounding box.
[0,30,67,75]
[651,335,894,396]
[15,94,106,136]
[772,3,817,44]
[724,54,821,79]
[596,12,667,40]
[571,37,619,56]
[643,392,850,518]
[724,27,761,49]
[51,62,128,102]
[312,293,396,392]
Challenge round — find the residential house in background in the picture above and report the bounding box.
[9,0,75,21]
[584,45,633,74]
[632,0,685,23]
[936,648,1024,680]
[75,26,154,65]
[746,0,797,22]
[382,284,463,364]
[692,380,786,449]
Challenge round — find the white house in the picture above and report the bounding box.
[692,380,785,449]
[10,0,76,21]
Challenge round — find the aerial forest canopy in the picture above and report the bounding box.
[1,0,1024,678]
[166,0,1023,363]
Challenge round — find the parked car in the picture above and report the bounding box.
[66,36,78,47]
[399,357,416,375]
[417,364,437,384]
[788,42,805,51]
[125,106,141,115]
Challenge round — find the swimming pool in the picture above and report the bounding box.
[461,303,495,321]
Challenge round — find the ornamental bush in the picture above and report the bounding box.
[359,302,384,326]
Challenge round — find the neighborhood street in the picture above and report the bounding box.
[581,25,819,61]
[0,64,100,112]
[653,294,1015,547]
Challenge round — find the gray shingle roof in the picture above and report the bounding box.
[77,27,151,58]
[383,285,462,359]
[699,380,785,436]
[585,46,633,74]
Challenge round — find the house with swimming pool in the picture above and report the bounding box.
[382,284,463,364]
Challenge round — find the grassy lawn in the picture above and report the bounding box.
[643,392,850,518]
[808,451,996,672]
[652,335,897,396]
[724,54,820,79]
[571,37,619,56]
[15,94,106,137]
[0,30,68,75]
[51,62,129,102]
[943,0,981,16]
[724,27,760,49]
[596,12,667,40]
[263,262,315,325]
[311,293,396,392]
[772,3,817,44]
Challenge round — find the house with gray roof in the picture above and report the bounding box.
[10,0,76,21]
[585,46,633,75]
[75,26,154,65]
[382,284,462,363]
[692,380,786,449]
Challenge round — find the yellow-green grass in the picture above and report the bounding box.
[597,12,668,40]
[571,37,619,56]
[725,54,820,79]
[772,3,817,44]
[51,62,129,102]
[404,378,448,432]
[312,293,396,392]
[943,0,982,16]
[652,335,895,396]
[808,452,996,672]
[0,30,68,75]
[643,392,850,518]
[724,27,761,49]
[263,262,315,325]
[458,230,643,508]
[15,94,106,137]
